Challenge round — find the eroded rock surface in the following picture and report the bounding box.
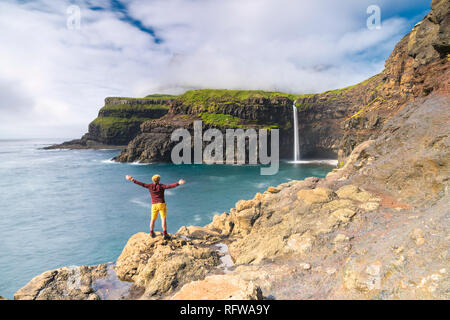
[171,275,262,300]
[14,264,108,300]
[114,232,220,298]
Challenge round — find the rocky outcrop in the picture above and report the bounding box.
[114,232,221,298]
[338,0,449,164]
[14,264,108,300]
[45,96,174,149]
[14,232,240,300]
[331,94,449,205]
[171,275,263,300]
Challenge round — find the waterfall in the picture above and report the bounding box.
[292,102,300,161]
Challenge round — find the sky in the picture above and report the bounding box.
[0,0,431,139]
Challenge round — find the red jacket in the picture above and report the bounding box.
[132,178,179,204]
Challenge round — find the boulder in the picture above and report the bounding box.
[115,232,220,298]
[336,185,372,202]
[176,226,222,240]
[266,187,280,193]
[14,265,107,300]
[171,275,263,300]
[331,208,357,224]
[205,212,234,235]
[297,187,337,204]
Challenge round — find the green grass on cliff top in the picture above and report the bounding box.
[178,89,312,105]
[106,75,379,111]
[176,77,378,108]
[101,104,170,111]
[144,93,179,99]
[322,74,379,95]
[199,112,282,130]
[105,94,178,100]
[90,116,156,129]
[199,112,244,128]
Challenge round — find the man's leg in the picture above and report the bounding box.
[150,204,158,237]
[162,217,167,234]
[161,203,169,238]
[150,218,156,234]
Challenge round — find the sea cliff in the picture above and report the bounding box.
[45,95,176,149]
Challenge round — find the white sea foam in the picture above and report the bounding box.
[215,243,234,272]
[287,159,338,166]
[130,161,150,166]
[100,159,118,164]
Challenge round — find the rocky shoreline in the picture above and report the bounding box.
[9,0,449,300]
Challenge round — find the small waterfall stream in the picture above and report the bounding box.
[292,102,300,161]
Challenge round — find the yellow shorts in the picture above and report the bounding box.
[151,203,167,220]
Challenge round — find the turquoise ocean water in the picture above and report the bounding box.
[0,139,335,298]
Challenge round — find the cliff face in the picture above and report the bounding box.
[45,95,175,149]
[85,97,171,145]
[15,0,449,300]
[114,83,385,163]
[339,0,449,163]
[114,92,298,162]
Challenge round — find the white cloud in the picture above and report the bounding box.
[0,0,426,138]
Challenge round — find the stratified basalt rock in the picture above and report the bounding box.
[116,84,386,163]
[113,115,196,162]
[45,96,174,149]
[114,110,284,163]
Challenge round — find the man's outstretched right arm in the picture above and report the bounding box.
[126,175,151,188]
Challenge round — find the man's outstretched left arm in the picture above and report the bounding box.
[162,179,185,189]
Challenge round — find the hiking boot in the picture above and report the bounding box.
[163,232,171,240]
[150,231,155,238]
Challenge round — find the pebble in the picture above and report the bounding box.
[430,274,441,281]
[326,268,337,275]
[299,263,311,270]
[366,264,381,276]
[333,234,349,243]
[416,237,425,246]
[392,245,404,254]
